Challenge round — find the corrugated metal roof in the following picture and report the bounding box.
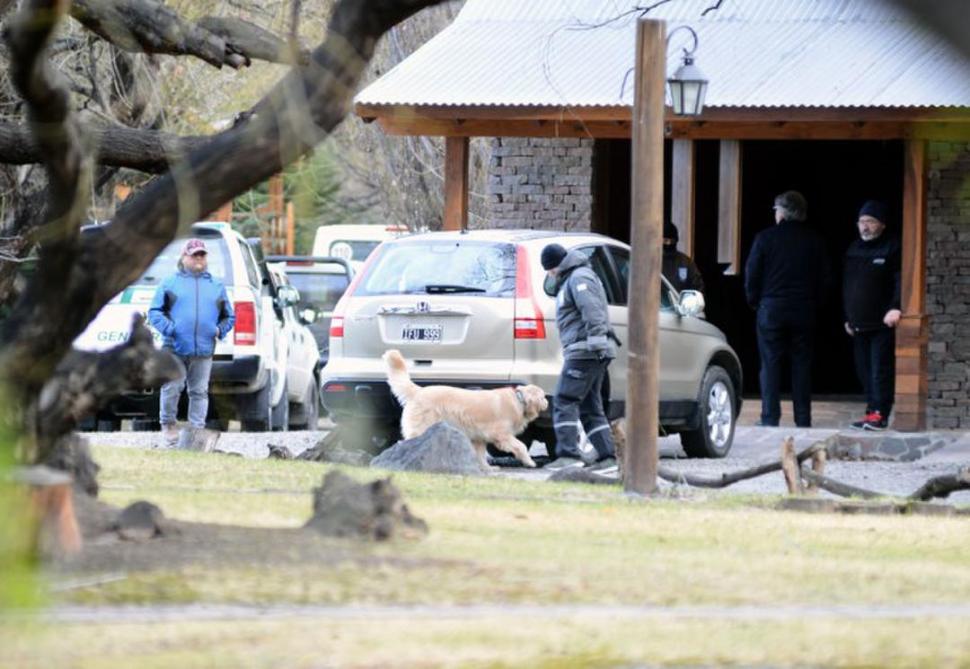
[356,0,970,109]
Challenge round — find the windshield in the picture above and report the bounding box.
[137,230,232,286]
[287,272,350,313]
[356,241,517,297]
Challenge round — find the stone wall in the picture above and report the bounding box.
[926,141,970,428]
[485,137,593,230]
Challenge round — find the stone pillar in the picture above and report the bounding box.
[486,137,593,230]
[926,141,970,429]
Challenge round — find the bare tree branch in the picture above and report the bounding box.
[70,0,240,68]
[197,16,311,66]
[0,121,209,172]
[70,0,313,68]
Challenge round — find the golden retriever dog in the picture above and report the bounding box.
[383,349,548,471]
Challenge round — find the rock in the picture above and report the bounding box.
[177,427,219,452]
[113,500,167,540]
[304,470,427,540]
[267,444,294,460]
[370,422,483,475]
[299,428,372,466]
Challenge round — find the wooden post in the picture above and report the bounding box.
[717,140,742,274]
[625,19,665,496]
[285,201,295,255]
[895,140,929,431]
[671,139,695,254]
[444,136,469,231]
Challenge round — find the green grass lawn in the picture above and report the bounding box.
[3,443,969,668]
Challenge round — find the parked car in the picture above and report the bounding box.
[319,230,743,457]
[311,224,409,271]
[265,255,353,370]
[264,264,323,429]
[73,222,289,431]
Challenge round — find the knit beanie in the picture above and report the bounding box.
[858,200,889,226]
[663,221,679,244]
[540,243,568,270]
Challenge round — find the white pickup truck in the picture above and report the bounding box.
[74,222,289,431]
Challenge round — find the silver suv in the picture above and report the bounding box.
[320,230,742,457]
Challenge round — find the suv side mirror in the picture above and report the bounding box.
[677,290,705,318]
[299,308,317,325]
[277,285,300,306]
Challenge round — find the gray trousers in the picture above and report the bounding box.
[552,357,615,460]
[159,355,213,429]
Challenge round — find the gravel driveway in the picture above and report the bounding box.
[84,424,970,504]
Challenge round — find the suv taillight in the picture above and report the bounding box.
[328,245,383,339]
[234,301,256,345]
[514,245,546,339]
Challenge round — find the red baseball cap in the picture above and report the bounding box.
[182,239,207,256]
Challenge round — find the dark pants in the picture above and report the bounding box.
[551,357,615,460]
[853,327,895,416]
[756,305,815,427]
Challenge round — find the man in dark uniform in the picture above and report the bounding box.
[843,200,901,431]
[540,243,617,470]
[662,221,705,294]
[744,191,829,427]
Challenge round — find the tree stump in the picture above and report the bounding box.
[12,466,82,558]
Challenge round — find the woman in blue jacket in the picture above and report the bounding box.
[148,239,235,444]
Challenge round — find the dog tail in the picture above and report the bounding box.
[383,349,419,405]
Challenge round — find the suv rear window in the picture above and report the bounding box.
[287,272,350,313]
[356,240,516,297]
[138,229,232,286]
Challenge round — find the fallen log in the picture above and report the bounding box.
[798,469,883,500]
[655,438,829,489]
[907,466,970,502]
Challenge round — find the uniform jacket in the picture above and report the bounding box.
[553,250,616,361]
[148,269,235,357]
[662,247,705,293]
[843,233,901,331]
[744,219,830,313]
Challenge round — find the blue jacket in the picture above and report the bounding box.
[148,270,235,357]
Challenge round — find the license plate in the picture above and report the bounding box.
[402,324,442,342]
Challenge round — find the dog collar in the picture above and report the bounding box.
[514,388,527,409]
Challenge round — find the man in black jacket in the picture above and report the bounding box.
[662,221,705,294]
[744,191,829,427]
[843,200,901,431]
[541,243,617,470]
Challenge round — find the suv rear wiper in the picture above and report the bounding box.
[424,284,486,294]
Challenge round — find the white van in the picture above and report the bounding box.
[311,224,408,270]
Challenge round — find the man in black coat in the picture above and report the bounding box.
[843,200,901,431]
[662,221,705,294]
[744,191,829,427]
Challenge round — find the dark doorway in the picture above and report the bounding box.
[592,137,904,397]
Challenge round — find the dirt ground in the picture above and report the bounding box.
[55,486,440,577]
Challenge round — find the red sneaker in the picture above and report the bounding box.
[862,411,888,431]
[851,411,881,430]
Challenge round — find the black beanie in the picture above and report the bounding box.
[663,221,679,243]
[540,243,568,270]
[858,200,889,226]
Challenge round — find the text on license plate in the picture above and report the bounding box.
[402,324,442,342]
